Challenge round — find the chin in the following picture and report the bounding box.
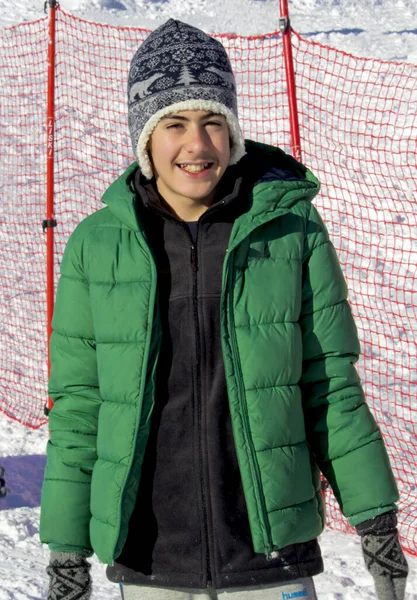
[180,185,217,201]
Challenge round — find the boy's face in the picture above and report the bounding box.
[147,110,231,211]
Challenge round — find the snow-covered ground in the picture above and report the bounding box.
[2,0,417,63]
[1,410,417,600]
[1,0,417,598]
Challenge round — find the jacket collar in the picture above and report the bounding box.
[100,141,320,232]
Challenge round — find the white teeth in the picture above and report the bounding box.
[179,163,210,172]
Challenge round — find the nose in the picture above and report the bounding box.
[184,124,209,154]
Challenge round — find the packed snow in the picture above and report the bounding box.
[1,0,417,598]
[1,409,417,600]
[1,0,417,63]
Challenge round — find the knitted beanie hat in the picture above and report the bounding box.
[127,19,246,179]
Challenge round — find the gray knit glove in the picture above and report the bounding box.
[357,512,408,600]
[46,552,92,600]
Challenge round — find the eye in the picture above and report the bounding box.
[166,123,183,130]
[205,120,223,128]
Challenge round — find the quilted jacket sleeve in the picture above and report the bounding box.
[40,226,100,555]
[299,203,399,527]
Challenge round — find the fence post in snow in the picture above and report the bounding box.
[43,0,58,415]
[279,0,302,162]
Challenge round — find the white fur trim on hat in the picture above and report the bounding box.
[136,100,246,180]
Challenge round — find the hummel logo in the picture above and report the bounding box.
[282,589,308,599]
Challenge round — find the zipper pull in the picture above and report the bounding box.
[265,549,279,561]
[190,245,198,272]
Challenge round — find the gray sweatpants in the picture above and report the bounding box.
[121,577,318,599]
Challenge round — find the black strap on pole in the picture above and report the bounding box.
[44,0,59,13]
[279,16,290,33]
[42,218,57,233]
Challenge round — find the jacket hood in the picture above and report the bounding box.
[244,140,319,188]
[101,140,320,231]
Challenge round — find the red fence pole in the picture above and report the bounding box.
[279,0,302,162]
[44,0,58,414]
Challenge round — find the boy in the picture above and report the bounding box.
[40,19,408,600]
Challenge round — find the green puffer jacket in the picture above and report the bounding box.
[40,141,398,565]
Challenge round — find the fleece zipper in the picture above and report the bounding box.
[188,224,213,587]
[132,201,214,584]
[185,200,229,585]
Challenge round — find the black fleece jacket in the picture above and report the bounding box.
[106,160,324,589]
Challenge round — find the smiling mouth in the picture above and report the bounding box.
[177,162,213,173]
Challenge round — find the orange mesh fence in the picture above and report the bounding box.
[0,8,416,553]
[0,18,49,428]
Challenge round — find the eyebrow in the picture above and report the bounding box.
[161,112,226,122]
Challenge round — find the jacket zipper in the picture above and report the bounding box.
[224,250,274,559]
[111,231,159,565]
[189,229,213,587]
